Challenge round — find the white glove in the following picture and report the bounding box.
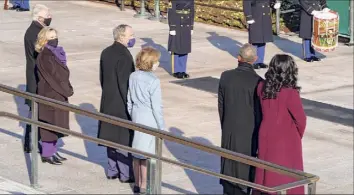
[311,10,320,16]
[247,20,255,24]
[191,30,193,35]
[274,2,281,9]
[323,8,330,12]
[169,30,176,36]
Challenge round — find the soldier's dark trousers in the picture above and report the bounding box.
[107,147,133,181]
[172,53,188,73]
[302,39,316,58]
[252,43,266,64]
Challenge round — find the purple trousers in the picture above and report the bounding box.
[107,147,133,181]
[41,141,57,157]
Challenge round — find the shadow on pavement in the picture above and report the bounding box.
[141,38,172,75]
[74,103,106,171]
[170,77,354,128]
[206,32,243,59]
[164,127,220,194]
[273,36,326,60]
[12,84,34,184]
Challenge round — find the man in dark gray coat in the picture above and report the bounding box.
[218,43,262,195]
[23,4,52,153]
[243,0,281,69]
[97,24,135,183]
[299,0,329,62]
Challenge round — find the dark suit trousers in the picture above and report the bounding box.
[107,147,133,181]
[24,107,42,153]
[223,181,248,195]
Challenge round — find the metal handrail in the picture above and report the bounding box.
[0,83,319,194]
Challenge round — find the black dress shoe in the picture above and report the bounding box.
[9,6,20,10]
[253,63,268,69]
[41,156,62,165]
[107,175,119,180]
[258,63,268,68]
[311,56,321,61]
[182,72,190,79]
[17,8,30,12]
[119,178,135,183]
[133,185,140,193]
[304,58,313,62]
[172,72,184,79]
[53,152,67,161]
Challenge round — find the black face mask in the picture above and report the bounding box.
[47,38,58,47]
[44,18,52,26]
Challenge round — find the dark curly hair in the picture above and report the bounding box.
[262,54,301,99]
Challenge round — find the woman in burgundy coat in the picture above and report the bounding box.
[254,54,307,194]
[35,27,74,165]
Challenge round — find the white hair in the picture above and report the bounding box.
[31,4,49,21]
[113,24,131,41]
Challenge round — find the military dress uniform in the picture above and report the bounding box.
[299,0,329,62]
[243,0,281,69]
[168,0,194,79]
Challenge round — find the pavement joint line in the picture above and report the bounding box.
[0,176,46,194]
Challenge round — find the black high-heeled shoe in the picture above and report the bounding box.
[41,156,62,165]
[53,152,67,161]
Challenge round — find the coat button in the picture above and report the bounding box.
[263,13,265,15]
[181,16,183,19]
[262,5,264,7]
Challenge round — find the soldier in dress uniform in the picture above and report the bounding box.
[243,0,281,69]
[167,0,194,79]
[299,0,329,62]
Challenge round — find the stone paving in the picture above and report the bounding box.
[0,0,353,194]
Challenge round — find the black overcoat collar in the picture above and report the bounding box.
[236,62,256,73]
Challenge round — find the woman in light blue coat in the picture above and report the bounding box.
[127,47,165,193]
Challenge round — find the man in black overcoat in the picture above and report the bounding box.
[97,24,135,182]
[299,0,329,62]
[243,0,281,69]
[218,43,263,195]
[167,0,194,79]
[23,4,52,153]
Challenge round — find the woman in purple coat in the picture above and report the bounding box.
[35,27,74,165]
[254,54,307,194]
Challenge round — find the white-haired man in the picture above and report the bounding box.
[97,24,135,183]
[23,4,52,153]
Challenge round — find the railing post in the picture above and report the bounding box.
[30,101,39,188]
[146,137,162,194]
[275,1,281,35]
[120,0,125,11]
[149,0,160,21]
[134,0,150,18]
[146,158,155,194]
[155,137,163,194]
[307,182,317,194]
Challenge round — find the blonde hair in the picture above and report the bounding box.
[135,47,161,71]
[35,27,57,52]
